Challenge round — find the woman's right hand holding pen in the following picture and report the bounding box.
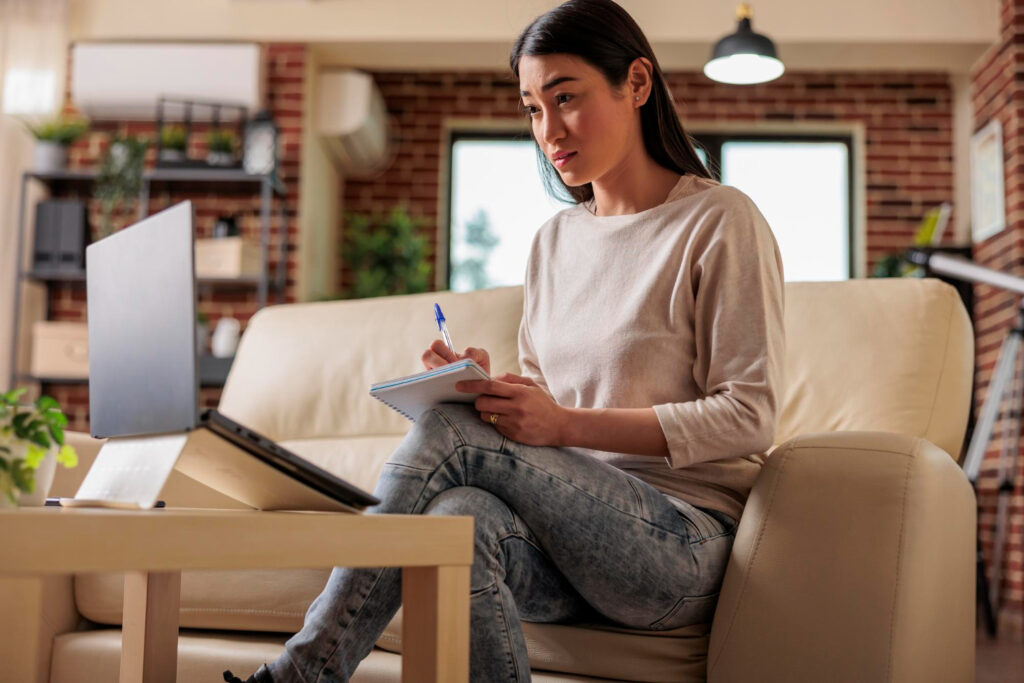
[421,340,491,375]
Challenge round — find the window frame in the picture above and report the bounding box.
[691,131,857,280]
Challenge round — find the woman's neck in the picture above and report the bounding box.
[589,150,683,217]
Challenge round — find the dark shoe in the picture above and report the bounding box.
[223,664,273,683]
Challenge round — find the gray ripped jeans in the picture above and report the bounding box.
[264,402,736,682]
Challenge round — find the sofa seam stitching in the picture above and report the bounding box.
[886,437,915,682]
[707,443,791,675]
[921,286,956,446]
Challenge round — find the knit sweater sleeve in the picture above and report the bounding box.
[652,190,786,469]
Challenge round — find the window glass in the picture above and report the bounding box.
[449,138,565,291]
[721,141,850,281]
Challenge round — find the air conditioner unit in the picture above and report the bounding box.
[71,43,264,121]
[316,70,391,175]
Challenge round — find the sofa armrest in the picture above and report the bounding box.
[1,576,82,683]
[707,431,975,683]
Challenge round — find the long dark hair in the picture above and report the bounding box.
[510,0,712,204]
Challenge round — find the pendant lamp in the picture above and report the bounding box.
[704,3,785,85]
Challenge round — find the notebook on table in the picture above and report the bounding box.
[370,359,490,420]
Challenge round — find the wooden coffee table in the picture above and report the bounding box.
[0,507,473,683]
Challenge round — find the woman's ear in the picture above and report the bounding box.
[627,57,654,107]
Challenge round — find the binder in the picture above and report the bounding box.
[370,359,490,421]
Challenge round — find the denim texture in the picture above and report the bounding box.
[264,403,737,682]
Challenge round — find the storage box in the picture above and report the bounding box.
[30,321,89,379]
[195,237,262,279]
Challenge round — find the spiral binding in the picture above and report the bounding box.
[370,392,415,421]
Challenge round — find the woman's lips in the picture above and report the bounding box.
[553,152,577,169]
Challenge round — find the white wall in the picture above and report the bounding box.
[69,0,997,72]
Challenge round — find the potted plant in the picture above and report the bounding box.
[158,125,188,163]
[0,388,78,508]
[341,206,433,299]
[93,133,148,238]
[22,113,89,173]
[206,128,237,167]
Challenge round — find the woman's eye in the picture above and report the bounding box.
[522,105,539,117]
[555,94,573,105]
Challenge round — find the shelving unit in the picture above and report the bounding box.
[8,168,289,390]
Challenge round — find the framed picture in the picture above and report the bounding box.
[970,119,1006,243]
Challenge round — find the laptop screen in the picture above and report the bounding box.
[86,201,199,438]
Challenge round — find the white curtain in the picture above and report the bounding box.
[0,0,69,390]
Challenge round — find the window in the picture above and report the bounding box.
[692,134,854,281]
[445,131,855,291]
[446,132,567,292]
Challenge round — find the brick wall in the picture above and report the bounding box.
[33,43,305,432]
[970,0,1024,638]
[340,69,955,290]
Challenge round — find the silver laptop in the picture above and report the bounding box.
[66,201,379,512]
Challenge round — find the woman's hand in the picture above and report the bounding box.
[421,340,491,375]
[455,372,566,447]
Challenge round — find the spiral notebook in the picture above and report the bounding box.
[370,359,490,421]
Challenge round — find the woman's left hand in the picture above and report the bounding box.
[454,373,566,447]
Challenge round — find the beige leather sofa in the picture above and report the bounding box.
[20,277,976,682]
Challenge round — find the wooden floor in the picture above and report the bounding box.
[976,629,1024,682]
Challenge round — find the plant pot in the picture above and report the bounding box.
[159,149,186,163]
[0,441,57,507]
[206,151,235,167]
[32,141,67,173]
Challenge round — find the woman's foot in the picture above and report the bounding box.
[222,664,273,683]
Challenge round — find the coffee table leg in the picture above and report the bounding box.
[401,565,470,683]
[120,570,181,683]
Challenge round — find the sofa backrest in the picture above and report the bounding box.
[775,278,973,460]
[220,277,973,461]
[219,285,525,442]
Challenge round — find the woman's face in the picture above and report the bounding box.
[518,54,639,188]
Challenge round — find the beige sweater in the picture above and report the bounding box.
[518,174,785,521]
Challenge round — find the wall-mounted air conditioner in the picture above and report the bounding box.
[71,43,264,120]
[316,70,391,175]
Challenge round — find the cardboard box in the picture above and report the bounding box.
[30,321,89,379]
[195,237,262,279]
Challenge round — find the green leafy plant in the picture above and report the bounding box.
[0,388,78,504]
[21,113,89,146]
[207,129,236,154]
[159,125,187,151]
[342,206,433,299]
[93,133,149,238]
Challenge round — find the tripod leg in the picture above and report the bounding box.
[977,532,997,636]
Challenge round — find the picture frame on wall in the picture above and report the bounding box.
[970,119,1006,243]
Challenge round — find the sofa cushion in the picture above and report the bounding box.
[51,625,707,683]
[217,286,525,442]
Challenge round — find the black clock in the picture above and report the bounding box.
[243,109,279,176]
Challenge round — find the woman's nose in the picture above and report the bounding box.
[539,112,566,146]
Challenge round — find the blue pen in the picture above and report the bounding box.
[434,303,457,357]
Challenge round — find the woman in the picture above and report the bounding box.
[227,0,784,681]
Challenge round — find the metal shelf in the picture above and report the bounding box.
[17,355,235,388]
[22,270,269,289]
[25,168,286,196]
[9,167,287,392]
